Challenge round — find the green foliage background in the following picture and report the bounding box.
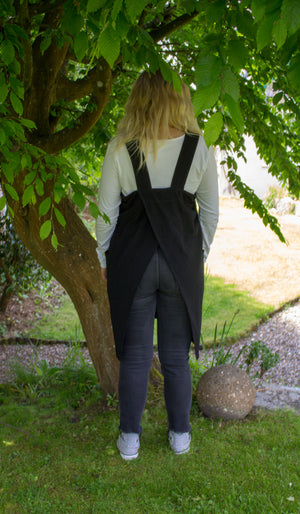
[0,0,299,242]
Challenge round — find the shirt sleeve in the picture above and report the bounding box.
[196,146,219,261]
[95,143,121,268]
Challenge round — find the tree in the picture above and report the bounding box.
[0,0,299,394]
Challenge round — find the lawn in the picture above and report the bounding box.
[1,276,298,513]
[25,275,273,346]
[0,360,299,513]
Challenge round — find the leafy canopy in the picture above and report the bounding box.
[0,0,299,244]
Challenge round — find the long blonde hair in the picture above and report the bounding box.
[115,70,201,161]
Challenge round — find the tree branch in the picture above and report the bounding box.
[27,59,112,154]
[55,64,104,103]
[149,10,200,43]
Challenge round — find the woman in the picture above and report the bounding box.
[96,71,219,460]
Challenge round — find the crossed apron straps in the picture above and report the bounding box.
[126,134,199,194]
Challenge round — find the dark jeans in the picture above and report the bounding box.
[119,248,192,434]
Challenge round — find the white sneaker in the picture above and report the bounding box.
[169,431,191,455]
[117,432,140,460]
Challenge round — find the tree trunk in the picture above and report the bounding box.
[10,178,119,395]
[0,257,14,313]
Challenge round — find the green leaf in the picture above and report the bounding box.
[76,183,94,196]
[40,34,52,55]
[0,82,9,103]
[0,39,15,65]
[54,207,66,227]
[172,71,182,94]
[272,16,288,49]
[272,92,283,105]
[51,233,58,250]
[10,91,23,115]
[35,178,45,196]
[193,80,221,116]
[251,0,266,22]
[22,185,34,207]
[21,154,28,169]
[61,3,84,36]
[0,127,6,145]
[125,0,148,21]
[39,197,52,216]
[111,0,123,21]
[287,54,300,93]
[2,162,14,184]
[73,191,86,211]
[195,55,222,87]
[4,183,19,201]
[227,39,249,70]
[7,205,15,219]
[24,171,37,185]
[282,0,300,35]
[4,24,28,42]
[225,94,244,132]
[20,118,36,129]
[40,220,52,241]
[74,31,88,62]
[68,166,80,183]
[145,49,160,74]
[256,14,278,51]
[236,10,257,40]
[89,201,101,219]
[222,68,240,102]
[0,195,6,210]
[204,112,223,147]
[206,0,226,23]
[116,11,131,38]
[98,24,120,67]
[159,60,173,83]
[87,0,107,12]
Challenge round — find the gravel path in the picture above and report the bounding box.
[200,300,300,389]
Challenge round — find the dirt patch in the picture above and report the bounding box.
[207,197,300,308]
[0,281,65,340]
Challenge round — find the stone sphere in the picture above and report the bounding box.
[196,365,256,420]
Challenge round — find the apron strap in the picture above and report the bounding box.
[127,134,199,193]
[126,141,152,192]
[171,134,199,190]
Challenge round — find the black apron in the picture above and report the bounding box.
[106,134,204,360]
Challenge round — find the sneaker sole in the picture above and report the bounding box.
[119,451,139,460]
[172,446,190,455]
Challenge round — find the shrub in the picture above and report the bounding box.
[0,210,51,313]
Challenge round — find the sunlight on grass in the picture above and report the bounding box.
[202,276,273,344]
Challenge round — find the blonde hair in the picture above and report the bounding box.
[114,70,201,161]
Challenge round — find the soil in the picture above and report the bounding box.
[1,197,300,338]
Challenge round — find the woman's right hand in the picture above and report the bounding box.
[101,267,107,282]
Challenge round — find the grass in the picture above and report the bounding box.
[0,279,298,513]
[25,292,85,342]
[202,276,273,344]
[25,276,273,346]
[0,357,299,514]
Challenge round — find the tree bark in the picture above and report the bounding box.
[0,257,14,313]
[8,182,119,395]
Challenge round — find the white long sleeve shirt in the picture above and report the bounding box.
[96,135,219,268]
